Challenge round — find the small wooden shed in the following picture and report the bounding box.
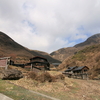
[63,66,89,79]
[73,66,89,79]
[73,66,89,73]
[0,57,11,70]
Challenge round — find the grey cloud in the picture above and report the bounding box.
[0,0,100,53]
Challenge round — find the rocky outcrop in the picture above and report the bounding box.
[0,69,23,80]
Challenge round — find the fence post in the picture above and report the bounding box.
[31,64,33,70]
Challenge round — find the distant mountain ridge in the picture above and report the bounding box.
[50,33,100,61]
[0,31,61,64]
[74,33,100,47]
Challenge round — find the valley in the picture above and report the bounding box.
[0,31,100,100]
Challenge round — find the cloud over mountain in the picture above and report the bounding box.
[0,0,100,53]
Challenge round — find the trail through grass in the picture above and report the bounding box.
[0,79,51,100]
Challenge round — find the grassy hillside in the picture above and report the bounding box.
[58,44,100,79]
[50,33,100,61]
[0,79,49,100]
[0,31,61,64]
[0,65,100,100]
[0,73,100,100]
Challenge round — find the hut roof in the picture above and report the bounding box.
[25,61,50,66]
[68,66,78,70]
[65,66,78,72]
[73,66,89,71]
[0,57,11,60]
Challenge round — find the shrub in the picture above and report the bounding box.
[36,72,55,82]
[55,74,65,80]
[28,71,37,79]
[28,71,65,83]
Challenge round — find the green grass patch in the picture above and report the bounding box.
[72,44,100,61]
[0,79,50,100]
[72,52,86,61]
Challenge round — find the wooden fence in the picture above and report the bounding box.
[63,72,89,80]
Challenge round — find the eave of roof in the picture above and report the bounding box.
[25,61,50,66]
[73,66,89,71]
[65,69,72,72]
[0,57,11,59]
[30,56,47,61]
[68,66,78,70]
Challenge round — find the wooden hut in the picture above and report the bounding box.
[25,56,50,72]
[73,66,89,79]
[63,66,89,79]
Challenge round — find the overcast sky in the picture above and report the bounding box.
[0,0,100,53]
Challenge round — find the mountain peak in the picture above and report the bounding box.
[74,33,100,48]
[50,33,100,61]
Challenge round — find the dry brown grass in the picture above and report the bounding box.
[28,71,37,80]
[8,75,72,93]
[27,71,65,83]
[7,70,100,100]
[58,44,100,79]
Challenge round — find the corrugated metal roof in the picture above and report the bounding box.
[73,66,88,71]
[68,66,78,70]
[65,69,72,72]
[65,66,78,72]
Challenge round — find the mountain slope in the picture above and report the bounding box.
[58,44,100,79]
[50,33,100,61]
[74,33,100,47]
[30,50,61,63]
[0,32,32,57]
[0,31,61,64]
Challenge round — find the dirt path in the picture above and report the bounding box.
[0,93,13,100]
[7,81,60,100]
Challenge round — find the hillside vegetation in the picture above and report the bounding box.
[0,31,61,64]
[50,33,100,61]
[0,31,100,99]
[58,44,100,79]
[0,72,100,100]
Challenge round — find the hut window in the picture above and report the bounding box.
[84,69,88,72]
